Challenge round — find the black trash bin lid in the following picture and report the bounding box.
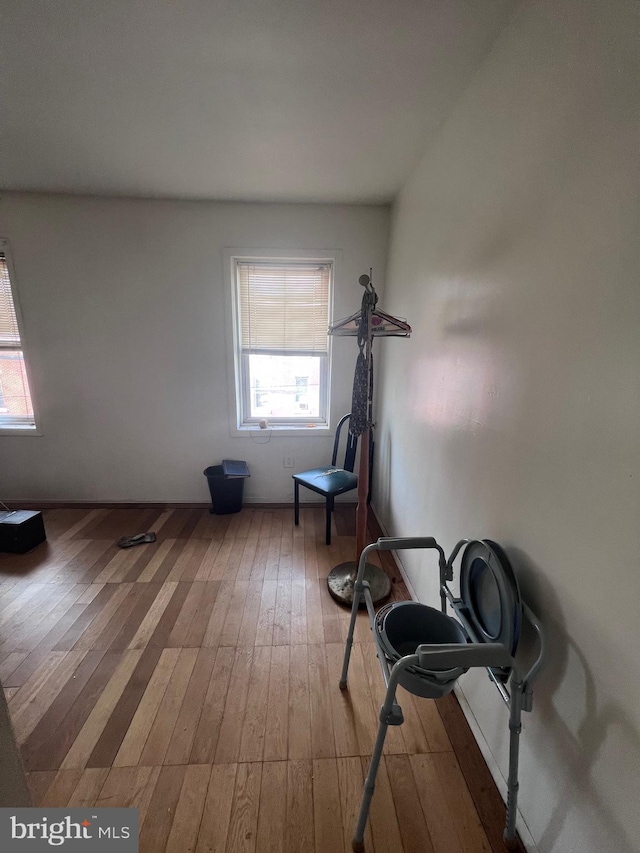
[221,460,250,478]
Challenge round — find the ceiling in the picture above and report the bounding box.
[0,1,512,204]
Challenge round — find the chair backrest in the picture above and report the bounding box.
[331,413,358,472]
[331,412,358,471]
[331,414,375,498]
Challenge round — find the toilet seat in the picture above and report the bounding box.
[458,539,522,679]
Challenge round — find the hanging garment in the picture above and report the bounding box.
[349,287,376,437]
[350,347,370,437]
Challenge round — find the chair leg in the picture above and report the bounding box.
[326,495,334,545]
[294,481,300,526]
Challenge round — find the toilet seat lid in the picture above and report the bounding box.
[459,540,521,657]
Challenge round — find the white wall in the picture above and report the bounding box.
[374,1,640,851]
[0,194,389,502]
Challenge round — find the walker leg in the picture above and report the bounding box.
[339,576,362,689]
[504,680,523,847]
[352,675,405,851]
[352,708,391,850]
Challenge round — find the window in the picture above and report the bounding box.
[230,256,333,429]
[0,243,37,430]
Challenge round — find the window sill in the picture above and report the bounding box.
[233,424,331,438]
[0,426,41,436]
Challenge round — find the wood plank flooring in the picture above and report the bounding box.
[0,506,524,853]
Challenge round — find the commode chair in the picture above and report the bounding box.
[340,536,545,852]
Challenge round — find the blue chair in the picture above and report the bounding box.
[293,413,361,545]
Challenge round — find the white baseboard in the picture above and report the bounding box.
[368,502,419,600]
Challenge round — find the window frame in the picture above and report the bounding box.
[224,248,339,436]
[0,239,40,434]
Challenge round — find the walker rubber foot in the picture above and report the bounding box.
[352,840,365,853]
[503,832,519,850]
[339,680,348,691]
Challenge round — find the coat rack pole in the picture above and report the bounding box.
[355,426,369,562]
[356,291,374,563]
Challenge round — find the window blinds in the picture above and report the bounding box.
[237,261,330,356]
[0,253,20,347]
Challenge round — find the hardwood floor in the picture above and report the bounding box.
[0,506,524,853]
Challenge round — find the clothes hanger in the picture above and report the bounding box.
[329,273,411,337]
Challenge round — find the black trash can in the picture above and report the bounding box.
[204,460,250,514]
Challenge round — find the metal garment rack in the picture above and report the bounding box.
[340,536,546,852]
[326,272,411,607]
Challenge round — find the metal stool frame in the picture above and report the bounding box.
[340,536,545,852]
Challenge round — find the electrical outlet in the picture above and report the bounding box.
[283,455,295,468]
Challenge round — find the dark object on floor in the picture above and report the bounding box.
[117,532,157,548]
[0,510,47,554]
[204,460,250,514]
